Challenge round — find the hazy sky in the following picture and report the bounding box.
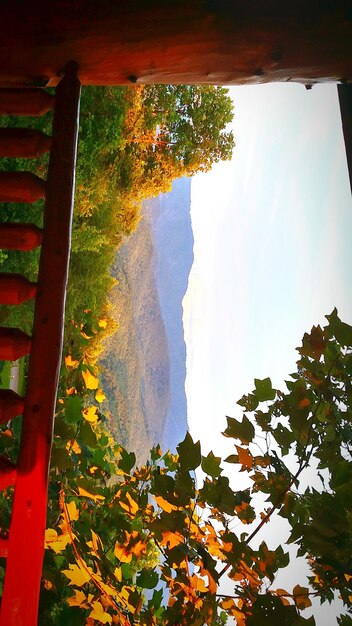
[183,83,352,624]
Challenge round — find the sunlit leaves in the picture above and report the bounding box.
[39,311,352,625]
[82,369,99,390]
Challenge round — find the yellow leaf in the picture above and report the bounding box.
[66,439,82,455]
[190,575,208,593]
[161,530,184,549]
[98,319,108,329]
[114,567,122,582]
[62,564,91,587]
[78,486,105,502]
[95,388,106,403]
[87,530,103,555]
[89,601,112,624]
[82,370,99,390]
[65,355,79,368]
[154,495,177,513]
[67,589,88,608]
[114,543,132,563]
[45,528,71,554]
[119,492,139,517]
[83,406,99,423]
[66,500,79,522]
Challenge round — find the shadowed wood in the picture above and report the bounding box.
[0,1,351,87]
[0,390,25,424]
[0,172,46,203]
[0,274,36,304]
[0,328,31,360]
[0,223,43,250]
[0,128,52,158]
[0,89,55,115]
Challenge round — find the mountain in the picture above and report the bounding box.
[101,177,193,463]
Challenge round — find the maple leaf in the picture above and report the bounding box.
[83,406,99,423]
[67,589,89,608]
[62,563,91,587]
[45,528,71,554]
[95,388,106,403]
[89,601,112,624]
[82,370,99,390]
[65,354,79,368]
[236,445,253,470]
[119,492,139,517]
[154,495,178,513]
[78,486,105,502]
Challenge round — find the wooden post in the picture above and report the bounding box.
[0,62,81,626]
[0,1,351,87]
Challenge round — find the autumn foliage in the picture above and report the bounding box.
[19,310,349,624]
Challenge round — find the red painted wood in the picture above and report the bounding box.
[0,538,8,558]
[0,223,43,250]
[0,1,351,87]
[0,273,36,304]
[0,456,17,491]
[0,172,46,203]
[0,128,52,158]
[0,328,31,360]
[0,89,54,115]
[0,62,81,626]
[0,390,25,424]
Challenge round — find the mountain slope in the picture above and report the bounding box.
[101,178,193,463]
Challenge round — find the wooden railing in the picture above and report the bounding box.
[0,62,81,626]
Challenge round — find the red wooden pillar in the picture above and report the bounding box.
[0,62,81,626]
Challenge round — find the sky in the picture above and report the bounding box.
[182,83,352,624]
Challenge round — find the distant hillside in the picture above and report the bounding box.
[101,178,193,463]
[146,178,194,453]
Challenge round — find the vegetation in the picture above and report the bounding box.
[1,86,351,624]
[1,311,351,624]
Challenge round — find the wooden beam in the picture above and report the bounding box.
[0,0,351,87]
[338,84,352,195]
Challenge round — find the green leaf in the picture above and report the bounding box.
[65,395,83,424]
[222,415,254,444]
[254,377,276,402]
[177,432,201,471]
[136,568,159,589]
[201,451,222,477]
[326,308,352,347]
[237,393,259,411]
[51,447,75,470]
[118,448,136,474]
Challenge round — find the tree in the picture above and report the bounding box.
[28,309,351,624]
[123,84,235,197]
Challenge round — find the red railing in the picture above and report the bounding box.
[0,62,81,626]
